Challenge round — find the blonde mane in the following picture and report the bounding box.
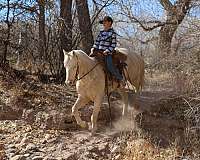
[73,50,93,61]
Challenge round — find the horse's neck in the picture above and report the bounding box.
[77,53,95,75]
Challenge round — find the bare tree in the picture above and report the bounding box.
[60,0,72,52]
[59,0,72,80]
[158,0,192,54]
[1,0,11,64]
[37,0,46,58]
[76,0,93,54]
[117,0,192,55]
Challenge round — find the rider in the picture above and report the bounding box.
[90,16,125,88]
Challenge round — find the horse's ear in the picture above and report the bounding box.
[63,49,67,56]
[68,50,75,57]
[63,49,73,57]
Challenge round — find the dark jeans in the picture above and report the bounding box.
[105,54,123,81]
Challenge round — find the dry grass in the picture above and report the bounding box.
[123,139,175,160]
[121,69,200,160]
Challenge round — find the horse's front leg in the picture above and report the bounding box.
[72,96,89,128]
[91,95,103,134]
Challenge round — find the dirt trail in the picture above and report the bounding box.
[0,68,194,159]
[0,90,186,160]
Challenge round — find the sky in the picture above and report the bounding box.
[0,0,168,21]
[0,0,199,21]
[0,0,199,38]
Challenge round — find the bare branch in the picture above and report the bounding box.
[159,0,173,11]
[15,3,38,15]
[120,13,175,31]
[91,0,116,24]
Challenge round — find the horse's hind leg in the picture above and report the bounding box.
[72,96,89,128]
[118,90,128,117]
[91,96,103,134]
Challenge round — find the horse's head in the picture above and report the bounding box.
[63,50,78,85]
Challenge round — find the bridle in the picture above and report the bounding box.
[71,54,100,84]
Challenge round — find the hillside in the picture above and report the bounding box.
[0,66,199,160]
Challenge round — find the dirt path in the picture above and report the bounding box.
[0,88,186,160]
[0,69,197,159]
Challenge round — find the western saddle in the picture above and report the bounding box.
[90,48,127,82]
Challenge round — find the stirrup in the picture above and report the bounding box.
[117,80,125,88]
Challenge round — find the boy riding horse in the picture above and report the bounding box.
[90,16,125,88]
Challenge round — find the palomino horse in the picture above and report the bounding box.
[63,48,144,134]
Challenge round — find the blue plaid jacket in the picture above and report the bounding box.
[93,28,117,53]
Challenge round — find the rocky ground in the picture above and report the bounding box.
[1,120,130,160]
[0,67,200,160]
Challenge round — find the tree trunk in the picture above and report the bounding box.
[59,0,72,82]
[1,0,11,65]
[60,0,72,52]
[76,0,93,54]
[158,18,178,55]
[37,0,46,59]
[158,0,191,54]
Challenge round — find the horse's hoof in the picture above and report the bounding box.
[90,132,95,136]
[90,127,97,136]
[90,130,97,136]
[87,122,92,131]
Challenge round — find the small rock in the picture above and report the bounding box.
[25,143,37,151]
[43,157,57,160]
[39,134,51,144]
[23,153,30,157]
[88,146,94,151]
[114,154,121,160]
[98,142,109,152]
[88,146,99,153]
[7,153,16,158]
[111,146,120,154]
[32,156,43,160]
[45,146,56,152]
[47,137,58,143]
[10,155,26,160]
[44,134,51,140]
[13,135,21,143]
[25,126,32,132]
[6,148,16,154]
[91,152,99,158]
[7,144,16,149]
[17,136,30,148]
[41,139,47,144]
[10,155,21,160]
[62,152,77,159]
[31,152,44,157]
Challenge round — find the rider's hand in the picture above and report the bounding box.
[91,48,94,53]
[103,50,109,55]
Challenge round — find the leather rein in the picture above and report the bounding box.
[72,54,100,84]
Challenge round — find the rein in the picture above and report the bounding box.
[73,54,100,83]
